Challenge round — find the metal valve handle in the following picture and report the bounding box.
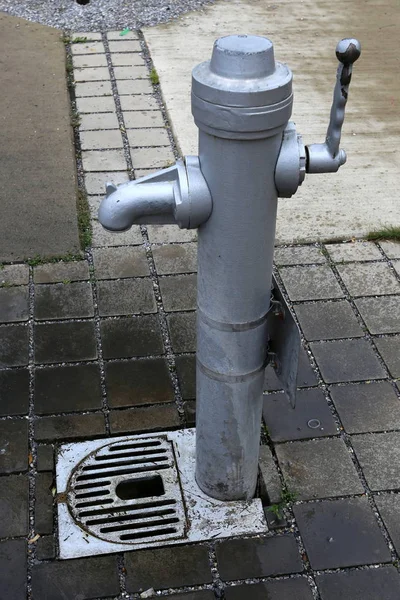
[306,38,361,173]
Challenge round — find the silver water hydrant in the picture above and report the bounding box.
[99,35,361,502]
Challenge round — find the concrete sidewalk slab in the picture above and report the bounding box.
[0,14,80,261]
[144,0,400,243]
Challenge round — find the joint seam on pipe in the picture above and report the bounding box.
[197,307,269,332]
[197,357,268,383]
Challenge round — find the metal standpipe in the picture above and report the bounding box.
[98,34,361,501]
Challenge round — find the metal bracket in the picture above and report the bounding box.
[275,122,306,198]
[267,275,301,408]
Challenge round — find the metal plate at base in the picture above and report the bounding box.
[56,429,267,559]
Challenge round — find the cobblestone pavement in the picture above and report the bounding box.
[1,29,400,600]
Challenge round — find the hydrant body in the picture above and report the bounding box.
[98,34,360,503]
[192,36,293,499]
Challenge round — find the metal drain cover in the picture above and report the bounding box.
[67,436,186,545]
[57,429,267,559]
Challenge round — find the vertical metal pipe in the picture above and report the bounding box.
[192,35,293,500]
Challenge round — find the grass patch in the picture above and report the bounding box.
[66,56,73,74]
[150,67,159,85]
[71,36,88,44]
[366,226,400,241]
[267,488,298,520]
[77,190,92,250]
[70,109,81,128]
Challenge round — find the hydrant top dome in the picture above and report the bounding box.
[192,34,293,109]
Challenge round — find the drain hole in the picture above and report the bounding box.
[75,489,110,500]
[77,499,176,518]
[87,508,176,526]
[95,449,165,461]
[76,465,169,482]
[82,456,168,471]
[120,527,177,541]
[76,0,90,5]
[75,498,113,508]
[116,475,165,500]
[75,480,111,490]
[109,441,161,451]
[101,517,179,534]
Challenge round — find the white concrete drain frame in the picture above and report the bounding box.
[56,429,268,559]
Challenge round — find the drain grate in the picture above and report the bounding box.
[66,436,186,545]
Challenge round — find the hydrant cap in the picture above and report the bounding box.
[192,34,292,108]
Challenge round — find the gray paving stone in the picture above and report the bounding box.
[117,80,153,95]
[35,413,105,441]
[0,369,29,416]
[310,339,386,383]
[352,432,400,490]
[125,544,212,592]
[274,245,326,265]
[101,315,164,358]
[0,419,28,474]
[0,264,29,285]
[80,129,123,150]
[85,171,129,195]
[34,321,97,364]
[152,242,197,274]
[175,354,196,399]
[263,387,338,442]
[91,220,143,247]
[34,282,94,320]
[167,313,196,352]
[276,438,363,500]
[316,566,400,600]
[379,240,400,258]
[159,274,197,312]
[393,259,400,277]
[147,224,197,244]
[0,324,29,367]
[88,196,101,218]
[36,535,56,560]
[107,30,139,40]
[326,241,383,262]
[106,358,174,407]
[375,494,400,555]
[374,335,400,376]
[32,556,120,599]
[294,497,391,569]
[0,539,27,600]
[93,246,149,279]
[109,403,180,434]
[82,149,126,172]
[79,112,119,131]
[33,260,89,283]
[120,94,158,110]
[35,363,102,414]
[355,296,400,334]
[109,40,141,53]
[127,127,170,147]
[224,578,314,600]
[131,146,174,169]
[167,593,214,600]
[0,474,29,537]
[36,445,54,472]
[74,66,110,82]
[295,300,363,341]
[216,534,302,580]
[73,53,108,68]
[0,286,29,323]
[330,381,400,433]
[97,278,156,316]
[35,471,53,534]
[75,81,113,97]
[72,32,102,41]
[279,265,344,301]
[76,96,116,113]
[70,41,105,55]
[337,262,400,296]
[124,110,164,128]
[259,445,282,504]
[113,65,148,79]
[111,53,146,67]
[264,347,318,392]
